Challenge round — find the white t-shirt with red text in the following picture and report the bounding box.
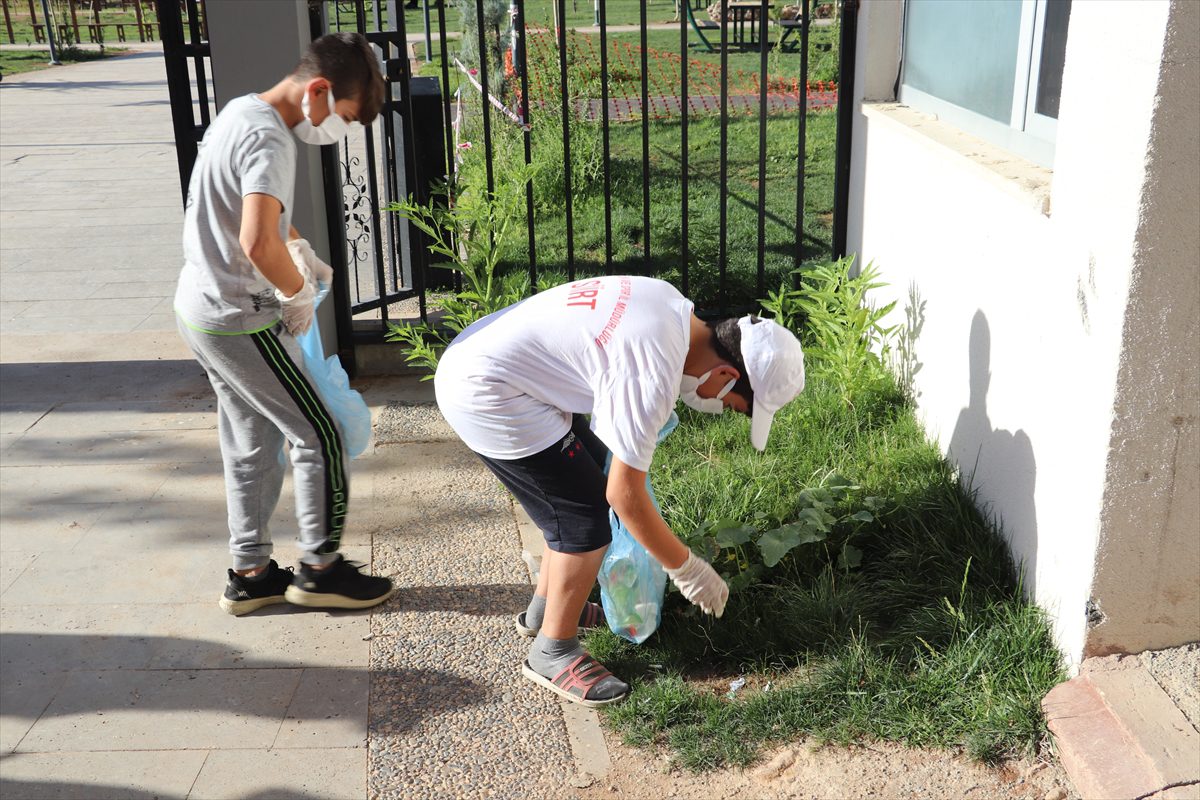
[433,276,692,471]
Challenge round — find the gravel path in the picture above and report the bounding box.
[366,402,574,800]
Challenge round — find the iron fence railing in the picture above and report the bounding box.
[158,0,214,206]
[322,0,856,336]
[160,0,858,357]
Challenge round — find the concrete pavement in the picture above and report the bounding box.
[0,51,599,799]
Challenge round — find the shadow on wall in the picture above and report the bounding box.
[948,310,1039,597]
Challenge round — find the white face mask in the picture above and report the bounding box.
[294,87,349,146]
[679,369,736,414]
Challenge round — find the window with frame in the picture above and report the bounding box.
[899,0,1072,168]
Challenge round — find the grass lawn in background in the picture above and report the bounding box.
[449,107,837,311]
[0,47,130,77]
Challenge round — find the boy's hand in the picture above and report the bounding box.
[275,276,316,335]
[665,551,729,617]
[286,238,334,287]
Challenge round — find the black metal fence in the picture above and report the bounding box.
[160,0,858,360]
[322,0,857,341]
[158,0,214,205]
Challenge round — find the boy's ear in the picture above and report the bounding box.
[303,77,331,97]
[715,364,741,382]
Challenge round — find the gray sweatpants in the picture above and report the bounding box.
[177,318,347,570]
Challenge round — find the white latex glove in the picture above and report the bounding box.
[274,275,316,336]
[286,238,334,287]
[665,551,729,618]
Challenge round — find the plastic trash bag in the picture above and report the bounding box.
[597,412,679,644]
[294,282,372,459]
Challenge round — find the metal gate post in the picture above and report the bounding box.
[832,0,859,261]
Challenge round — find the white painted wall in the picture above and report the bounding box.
[845,0,1183,668]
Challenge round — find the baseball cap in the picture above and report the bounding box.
[738,316,806,451]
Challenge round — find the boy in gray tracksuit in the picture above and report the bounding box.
[174,32,393,615]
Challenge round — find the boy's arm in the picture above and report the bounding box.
[240,193,304,296]
[606,458,689,569]
[607,457,729,616]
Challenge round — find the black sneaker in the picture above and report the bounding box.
[284,555,396,610]
[219,560,294,616]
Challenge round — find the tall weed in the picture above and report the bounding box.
[383,165,536,375]
[762,256,898,406]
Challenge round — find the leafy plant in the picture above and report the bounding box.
[763,256,898,405]
[384,164,536,376]
[682,471,881,591]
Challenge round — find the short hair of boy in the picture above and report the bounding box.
[710,317,756,408]
[293,32,386,126]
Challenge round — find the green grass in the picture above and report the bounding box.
[579,375,1064,769]
[0,46,129,76]
[450,108,837,311]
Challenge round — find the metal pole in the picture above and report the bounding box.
[38,0,59,63]
[2,0,14,44]
[831,0,857,260]
[679,0,689,296]
[640,0,650,268]
[422,0,431,63]
[718,0,728,311]
[599,0,612,273]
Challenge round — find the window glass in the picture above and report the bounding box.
[904,0,1024,123]
[1035,0,1072,118]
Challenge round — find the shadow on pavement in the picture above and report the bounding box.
[0,360,209,406]
[0,776,326,800]
[1,631,486,726]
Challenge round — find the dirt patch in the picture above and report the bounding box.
[567,734,1078,800]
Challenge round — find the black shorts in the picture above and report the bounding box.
[476,414,612,554]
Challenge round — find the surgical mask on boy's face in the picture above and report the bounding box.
[294,87,349,146]
[679,369,736,414]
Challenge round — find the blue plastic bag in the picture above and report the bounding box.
[294,282,372,459]
[597,412,679,644]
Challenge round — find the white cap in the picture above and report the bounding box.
[738,316,806,452]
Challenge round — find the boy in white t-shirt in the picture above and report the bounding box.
[435,275,806,707]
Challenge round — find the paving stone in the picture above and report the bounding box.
[0,502,109,553]
[29,399,217,435]
[0,669,68,753]
[1,427,219,466]
[0,403,54,435]
[275,668,370,748]
[0,462,170,506]
[0,603,369,673]
[0,750,208,799]
[17,668,303,752]
[190,747,366,800]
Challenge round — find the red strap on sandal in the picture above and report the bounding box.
[580,601,605,629]
[551,654,614,700]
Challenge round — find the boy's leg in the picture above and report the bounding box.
[178,319,294,615]
[520,414,609,631]
[215,377,286,571]
[539,547,606,639]
[178,321,392,610]
[475,416,628,705]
